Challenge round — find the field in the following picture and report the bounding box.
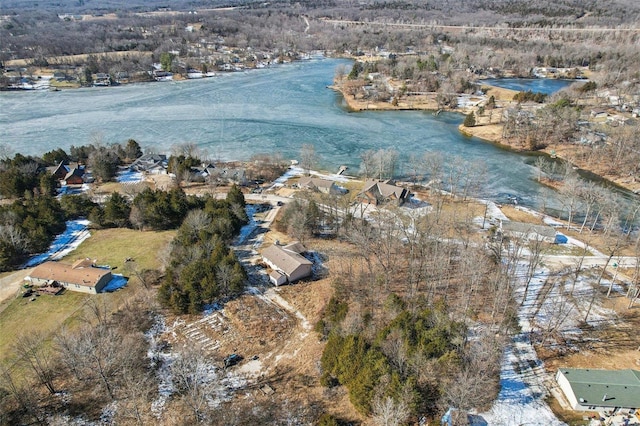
[0,228,174,368]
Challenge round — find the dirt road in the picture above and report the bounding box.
[0,269,30,306]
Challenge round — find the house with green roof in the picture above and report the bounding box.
[556,368,640,411]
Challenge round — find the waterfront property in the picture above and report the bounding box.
[296,177,340,194]
[63,167,85,185]
[26,259,113,294]
[357,180,410,206]
[262,242,312,286]
[130,154,168,174]
[499,220,558,243]
[556,368,640,412]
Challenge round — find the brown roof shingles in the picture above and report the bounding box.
[262,244,312,276]
[29,261,111,287]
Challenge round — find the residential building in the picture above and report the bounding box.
[262,242,312,286]
[556,368,640,411]
[26,259,113,294]
[499,220,558,243]
[130,154,168,174]
[296,177,339,194]
[357,180,410,206]
[63,168,84,185]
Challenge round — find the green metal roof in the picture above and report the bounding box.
[559,368,640,409]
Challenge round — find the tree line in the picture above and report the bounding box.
[158,186,248,314]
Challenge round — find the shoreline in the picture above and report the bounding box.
[332,82,640,195]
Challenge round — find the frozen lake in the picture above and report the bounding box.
[0,59,579,208]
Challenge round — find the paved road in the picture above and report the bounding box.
[544,255,638,268]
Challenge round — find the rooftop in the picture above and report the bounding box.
[29,260,111,287]
[559,368,640,409]
[262,243,312,276]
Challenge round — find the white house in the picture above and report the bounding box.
[262,242,312,286]
[556,368,640,411]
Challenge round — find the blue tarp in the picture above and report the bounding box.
[102,274,128,292]
[554,234,568,244]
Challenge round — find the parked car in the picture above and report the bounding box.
[224,353,242,369]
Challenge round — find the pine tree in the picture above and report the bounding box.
[463,112,476,127]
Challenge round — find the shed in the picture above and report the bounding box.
[556,368,640,411]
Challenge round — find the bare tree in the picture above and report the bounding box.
[371,394,410,426]
[372,148,398,181]
[13,332,58,395]
[0,143,13,160]
[521,233,546,305]
[300,143,317,176]
[172,142,200,158]
[0,366,46,425]
[584,229,625,323]
[360,149,377,180]
[171,347,215,423]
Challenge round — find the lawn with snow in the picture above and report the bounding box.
[23,219,91,267]
[479,343,565,426]
[235,204,260,245]
[269,166,304,188]
[116,169,144,183]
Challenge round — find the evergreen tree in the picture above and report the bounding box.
[226,184,246,207]
[463,112,476,127]
[103,192,131,227]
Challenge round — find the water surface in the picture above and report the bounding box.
[0,59,574,207]
[482,78,575,95]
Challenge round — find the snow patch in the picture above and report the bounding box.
[23,219,91,267]
[269,166,304,188]
[116,169,144,183]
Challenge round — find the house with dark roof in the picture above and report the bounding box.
[63,167,85,185]
[26,259,113,294]
[209,166,247,185]
[130,154,168,174]
[262,242,312,286]
[357,180,410,206]
[556,368,640,411]
[49,161,69,180]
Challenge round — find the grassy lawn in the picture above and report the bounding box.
[543,243,592,256]
[0,228,175,367]
[0,291,90,367]
[70,228,175,271]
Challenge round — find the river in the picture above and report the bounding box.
[1,58,575,208]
